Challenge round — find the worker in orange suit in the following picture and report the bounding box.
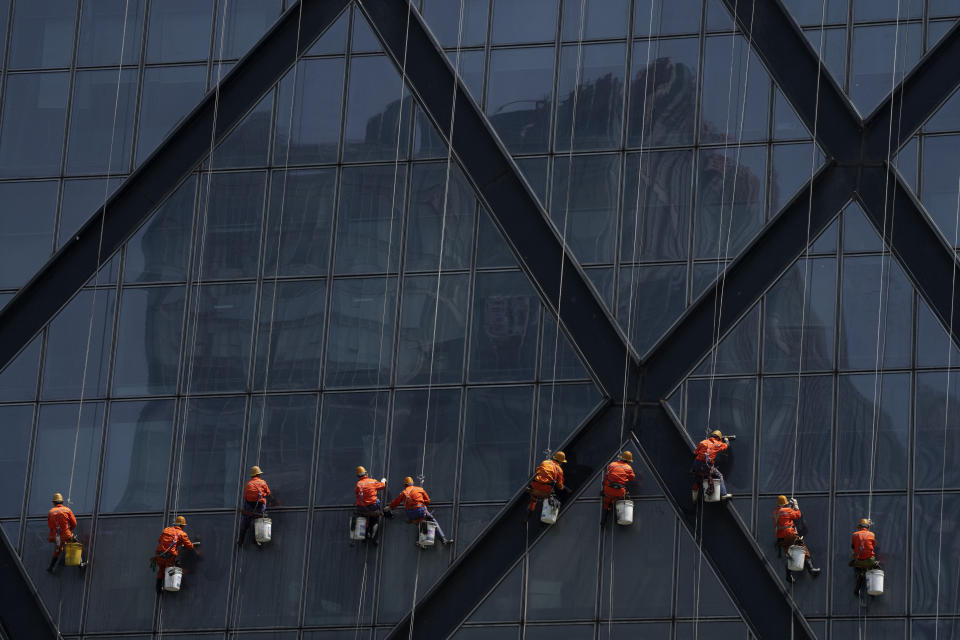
[237,465,271,547]
[46,492,79,573]
[600,451,636,527]
[387,477,452,545]
[850,518,880,597]
[527,451,567,514]
[354,465,389,545]
[773,495,821,583]
[691,429,733,501]
[153,516,195,593]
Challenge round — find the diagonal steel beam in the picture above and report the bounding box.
[0,0,350,375]
[0,528,58,639]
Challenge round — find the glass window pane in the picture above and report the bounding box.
[701,36,769,144]
[842,201,882,252]
[396,274,468,385]
[691,304,759,376]
[303,510,376,625]
[486,47,555,154]
[850,23,921,117]
[113,286,185,397]
[562,0,628,40]
[9,1,77,69]
[21,518,89,633]
[146,0,214,63]
[773,88,808,140]
[422,0,489,47]
[539,317,590,381]
[533,383,603,459]
[621,150,693,262]
[617,264,686,357]
[209,88,272,169]
[0,0,9,70]
[325,277,397,388]
[315,391,389,505]
[634,0,701,36]
[405,163,475,272]
[253,280,326,391]
[0,336,41,402]
[804,27,847,90]
[185,283,256,393]
[245,395,318,507]
[29,402,105,515]
[460,386,532,502]
[466,562,522,622]
[694,145,768,259]
[469,271,539,382]
[123,175,196,283]
[550,154,619,264]
[307,9,348,56]
[58,177,123,250]
[839,255,912,370]
[334,165,406,274]
[920,135,960,247]
[342,56,411,162]
[491,0,558,44]
[137,65,207,165]
[555,43,625,152]
[213,0,282,60]
[853,0,922,21]
[771,142,824,213]
[782,0,848,25]
[912,493,960,614]
[0,72,70,178]
[526,502,597,620]
[195,172,266,280]
[0,180,57,287]
[675,531,738,617]
[628,37,700,148]
[350,9,381,53]
[264,169,335,278]
[274,58,344,166]
[42,289,115,400]
[388,389,460,503]
[66,68,138,175]
[176,397,246,509]
[100,400,174,513]
[77,0,146,67]
[916,297,960,368]
[0,405,34,518]
[914,371,960,490]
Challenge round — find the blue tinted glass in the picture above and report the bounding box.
[921,135,960,247]
[100,400,174,513]
[307,8,348,55]
[388,389,461,503]
[29,402,104,515]
[526,501,597,620]
[77,0,146,67]
[334,165,406,274]
[137,65,206,165]
[315,391,389,505]
[469,271,539,382]
[246,395,318,506]
[913,494,960,614]
[694,145,767,259]
[701,36,770,143]
[58,177,123,250]
[350,8,381,53]
[396,273,469,385]
[839,255,912,369]
[253,280,326,391]
[686,378,757,493]
[195,171,266,279]
[621,150,693,262]
[342,56,411,162]
[475,211,517,269]
[850,23,922,116]
[617,264,686,357]
[303,510,376,625]
[21,518,89,633]
[146,0,214,63]
[113,286,185,396]
[635,0,700,35]
[675,531,738,617]
[213,0,282,60]
[185,283,256,393]
[914,372,960,490]
[264,169,335,277]
[0,405,33,518]
[8,1,77,69]
[853,0,922,21]
[773,89,808,140]
[555,43,625,152]
[533,383,602,457]
[210,90,272,169]
[176,397,246,509]
[405,163,475,272]
[550,153,619,264]
[0,1,8,70]
[771,142,824,212]
[0,180,56,287]
[763,257,836,372]
[562,0,628,40]
[422,0,489,47]
[325,277,397,388]
[691,304,759,376]
[461,386,533,501]
[894,136,918,192]
[804,27,847,89]
[491,0,558,44]
[0,72,69,178]
[42,289,115,400]
[539,316,590,381]
[486,47,555,154]
[782,0,848,25]
[842,200,882,252]
[275,58,344,166]
[124,175,196,283]
[0,336,41,402]
[916,298,960,368]
[628,38,700,148]
[66,69,138,175]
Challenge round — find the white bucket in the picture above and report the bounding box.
[350,516,367,540]
[866,569,884,596]
[702,479,721,503]
[417,521,436,548]
[615,500,634,526]
[787,545,805,572]
[540,496,560,525]
[254,517,272,544]
[163,566,182,592]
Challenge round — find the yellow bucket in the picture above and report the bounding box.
[64,541,83,567]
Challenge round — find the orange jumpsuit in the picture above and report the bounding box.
[388,485,447,542]
[243,477,271,506]
[692,437,729,493]
[773,506,809,558]
[356,477,386,508]
[851,529,877,561]
[602,460,636,510]
[47,504,78,557]
[528,459,564,511]
[155,525,194,579]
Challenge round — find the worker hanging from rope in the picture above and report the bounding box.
[600,451,636,527]
[237,465,272,547]
[691,429,734,501]
[850,518,880,597]
[152,516,196,594]
[386,477,452,545]
[353,465,390,545]
[46,492,80,573]
[527,451,568,515]
[773,495,821,583]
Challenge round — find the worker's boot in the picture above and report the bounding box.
[46,555,58,574]
[156,578,164,594]
[600,508,611,528]
[854,573,864,597]
[805,558,821,578]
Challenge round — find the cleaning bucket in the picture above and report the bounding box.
[866,569,884,596]
[164,566,182,592]
[254,517,272,544]
[540,496,560,525]
[787,545,805,572]
[417,521,436,548]
[615,500,634,526]
[64,541,82,567]
[702,479,721,502]
[350,516,367,540]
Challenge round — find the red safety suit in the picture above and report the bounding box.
[528,459,564,511]
[243,477,271,506]
[154,525,194,579]
[356,476,386,507]
[773,505,809,558]
[602,461,636,510]
[47,504,78,556]
[851,529,876,560]
[694,437,728,463]
[389,485,430,511]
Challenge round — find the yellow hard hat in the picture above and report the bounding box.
[403,476,414,486]
[553,451,567,464]
[858,518,871,529]
[710,429,723,439]
[356,466,367,476]
[777,495,789,506]
[249,465,263,477]
[52,492,64,503]
[174,516,187,527]
[620,451,633,463]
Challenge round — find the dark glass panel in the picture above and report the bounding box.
[113,286,185,397]
[456,505,502,557]
[803,27,847,89]
[835,373,910,491]
[469,271,539,382]
[209,91,273,169]
[29,402,104,515]
[396,273,468,385]
[195,172,266,280]
[916,297,960,368]
[525,626,593,640]
[465,560,523,623]
[616,264,686,357]
[0,336,40,402]
[782,0,848,25]
[66,68,138,175]
[460,386,533,501]
[253,280,326,391]
[693,145,767,259]
[0,180,57,287]
[77,0,146,67]
[9,1,77,69]
[691,303,759,376]
[516,156,550,207]
[334,165,406,274]
[549,154,619,264]
[42,289,115,401]
[913,619,960,639]
[213,0,282,60]
[0,0,9,70]
[770,143,823,213]
[455,629,519,640]
[635,0,701,35]
[674,530,738,617]
[606,623,671,639]
[850,23,921,117]
[137,65,207,165]
[58,177,123,252]
[700,36,769,143]
[184,283,256,393]
[342,56,412,162]
[841,201,882,252]
[0,405,33,518]
[176,396,246,509]
[100,400,174,513]
[1,520,19,550]
[325,277,397,388]
[853,0,922,21]
[486,47,555,154]
[274,58,344,166]
[490,0,558,44]
[893,135,918,192]
[264,168,335,278]
[0,72,69,178]
[773,89,808,140]
[146,0,214,63]
[350,8,381,53]
[388,389,460,503]
[475,211,518,269]
[306,7,348,55]
[533,382,602,461]
[315,391,389,505]
[21,518,90,633]
[621,150,693,262]
[539,316,590,381]
[124,175,196,283]
[763,257,836,373]
[526,502,597,620]
[912,494,960,614]
[405,162,475,272]
[562,0,628,40]
[413,50,486,159]
[245,395,318,507]
[422,0,489,47]
[555,43,626,152]
[914,372,960,490]
[675,620,748,639]
[921,135,960,247]
[628,37,700,148]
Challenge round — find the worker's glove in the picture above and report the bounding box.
[790,498,799,509]
[380,478,387,483]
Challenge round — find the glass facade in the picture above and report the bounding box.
[1,0,959,638]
